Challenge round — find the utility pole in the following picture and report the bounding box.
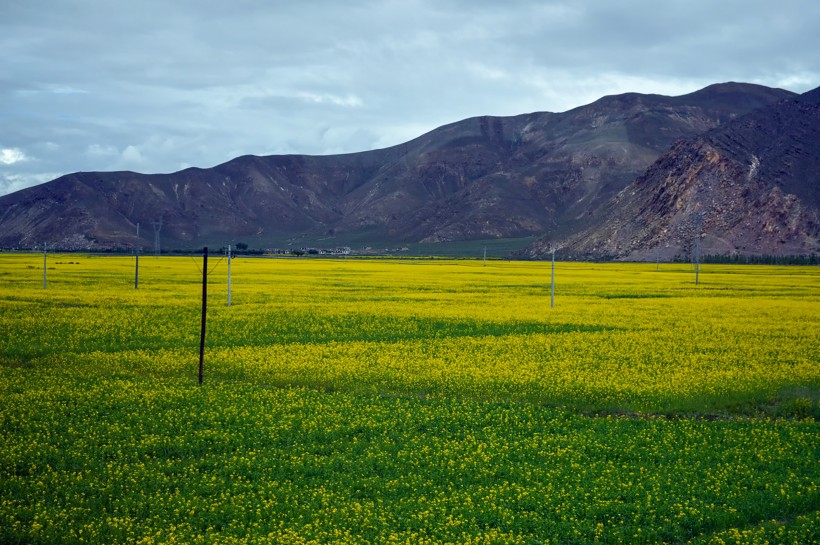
[152,219,162,257]
[199,247,208,385]
[550,247,556,308]
[134,223,140,289]
[43,242,47,289]
[483,246,487,267]
[693,212,703,285]
[227,244,232,307]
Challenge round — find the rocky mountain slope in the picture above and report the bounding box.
[0,83,796,251]
[524,86,820,261]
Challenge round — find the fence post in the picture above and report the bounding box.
[550,247,555,308]
[227,244,232,307]
[199,246,208,384]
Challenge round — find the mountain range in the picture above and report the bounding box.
[525,85,820,260]
[0,82,817,259]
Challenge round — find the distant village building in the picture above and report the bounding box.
[290,246,351,256]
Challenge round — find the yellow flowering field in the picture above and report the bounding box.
[0,254,818,544]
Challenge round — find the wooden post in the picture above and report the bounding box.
[199,246,208,384]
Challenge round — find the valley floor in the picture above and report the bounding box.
[0,256,817,544]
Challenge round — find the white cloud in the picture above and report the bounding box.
[119,145,145,168]
[768,73,819,91]
[0,148,29,165]
[295,92,364,108]
[48,85,88,95]
[86,144,119,157]
[14,85,88,97]
[0,172,62,195]
[467,62,509,81]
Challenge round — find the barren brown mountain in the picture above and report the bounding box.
[0,83,797,251]
[524,86,820,261]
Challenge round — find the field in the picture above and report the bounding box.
[0,254,817,544]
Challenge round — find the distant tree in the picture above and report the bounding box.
[235,242,249,251]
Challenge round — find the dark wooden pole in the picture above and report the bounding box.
[199,246,208,384]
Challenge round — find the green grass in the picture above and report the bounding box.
[401,237,539,258]
[0,256,817,544]
[2,378,817,545]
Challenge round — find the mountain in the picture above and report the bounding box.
[524,86,820,261]
[0,83,796,250]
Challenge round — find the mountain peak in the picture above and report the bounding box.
[0,82,811,254]
[544,82,819,260]
[689,81,793,95]
[798,85,820,103]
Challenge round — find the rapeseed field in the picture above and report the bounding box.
[0,254,817,544]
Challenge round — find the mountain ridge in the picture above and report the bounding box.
[525,86,820,260]
[0,82,803,253]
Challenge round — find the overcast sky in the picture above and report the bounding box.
[1,0,818,196]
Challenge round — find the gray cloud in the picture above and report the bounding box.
[1,0,818,195]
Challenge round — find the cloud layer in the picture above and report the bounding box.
[1,0,818,195]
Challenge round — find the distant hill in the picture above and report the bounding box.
[0,82,797,251]
[523,86,820,261]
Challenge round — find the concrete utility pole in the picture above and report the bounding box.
[152,219,162,257]
[43,242,47,289]
[693,212,703,285]
[483,246,487,267]
[227,244,232,307]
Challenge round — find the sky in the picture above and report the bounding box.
[1,0,819,196]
